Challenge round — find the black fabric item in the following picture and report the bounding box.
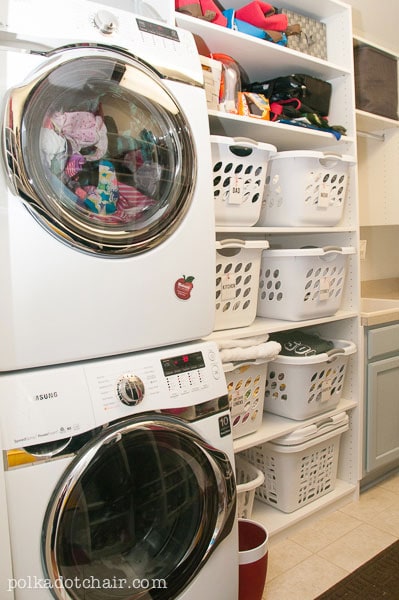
[354,46,398,120]
[244,74,332,116]
[315,539,399,599]
[269,331,334,356]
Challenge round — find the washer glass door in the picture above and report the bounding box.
[42,416,236,599]
[3,45,196,256]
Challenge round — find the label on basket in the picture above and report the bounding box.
[321,379,332,402]
[318,182,330,208]
[228,175,244,204]
[221,274,236,300]
[231,391,244,416]
[319,276,331,301]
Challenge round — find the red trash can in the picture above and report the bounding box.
[238,518,269,600]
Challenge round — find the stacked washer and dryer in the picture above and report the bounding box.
[0,1,238,598]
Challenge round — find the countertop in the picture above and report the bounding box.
[361,278,399,327]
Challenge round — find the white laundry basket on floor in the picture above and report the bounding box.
[257,151,355,227]
[215,239,268,330]
[257,245,355,321]
[211,136,276,226]
[235,455,265,519]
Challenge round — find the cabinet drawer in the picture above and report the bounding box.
[368,323,399,359]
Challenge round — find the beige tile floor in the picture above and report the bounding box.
[262,470,399,600]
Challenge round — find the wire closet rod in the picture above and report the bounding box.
[357,130,385,142]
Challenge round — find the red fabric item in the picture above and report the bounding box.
[235,1,288,31]
[175,0,198,8]
[199,0,227,25]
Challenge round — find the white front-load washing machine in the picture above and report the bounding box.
[0,340,238,599]
[0,0,216,371]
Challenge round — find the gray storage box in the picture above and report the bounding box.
[282,9,327,61]
[354,45,398,120]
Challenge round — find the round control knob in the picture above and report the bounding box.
[117,375,145,406]
[93,10,118,34]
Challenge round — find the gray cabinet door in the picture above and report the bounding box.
[366,356,399,472]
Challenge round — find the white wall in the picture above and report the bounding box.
[360,226,399,281]
[346,0,399,53]
[346,0,399,282]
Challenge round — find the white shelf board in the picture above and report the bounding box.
[233,397,358,452]
[356,109,399,135]
[208,111,352,151]
[175,14,350,81]
[250,479,357,537]
[205,311,359,342]
[216,226,357,235]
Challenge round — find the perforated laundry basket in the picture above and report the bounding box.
[257,246,355,321]
[215,239,268,330]
[244,412,349,513]
[257,151,355,227]
[211,136,276,226]
[264,339,356,420]
[235,455,265,519]
[224,359,269,439]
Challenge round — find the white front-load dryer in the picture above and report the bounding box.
[0,0,216,371]
[0,340,238,599]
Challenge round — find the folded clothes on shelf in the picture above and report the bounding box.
[269,330,334,356]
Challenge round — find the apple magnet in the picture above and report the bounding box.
[174,275,194,300]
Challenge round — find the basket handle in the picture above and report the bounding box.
[321,246,343,253]
[217,238,246,248]
[223,358,271,372]
[319,152,356,168]
[231,137,261,146]
[325,348,345,358]
[319,153,341,168]
[228,137,259,157]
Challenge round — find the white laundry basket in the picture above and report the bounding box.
[264,339,356,419]
[224,359,269,439]
[211,136,276,226]
[244,412,349,513]
[257,245,355,321]
[235,455,265,519]
[215,239,268,330]
[257,151,355,227]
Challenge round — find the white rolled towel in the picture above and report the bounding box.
[218,340,281,363]
[217,334,269,349]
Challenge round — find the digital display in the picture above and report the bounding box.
[136,19,180,42]
[161,351,205,377]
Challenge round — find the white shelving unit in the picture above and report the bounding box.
[176,0,362,539]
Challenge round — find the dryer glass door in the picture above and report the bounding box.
[4,45,196,256]
[42,416,236,599]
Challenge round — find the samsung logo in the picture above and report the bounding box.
[34,392,58,401]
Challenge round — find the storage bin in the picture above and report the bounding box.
[281,8,327,60]
[257,151,355,227]
[236,455,265,519]
[244,412,349,513]
[200,55,222,110]
[354,45,398,120]
[211,136,276,226]
[264,339,356,419]
[215,239,268,330]
[257,245,355,321]
[224,359,269,439]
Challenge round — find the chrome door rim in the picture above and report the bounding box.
[41,414,236,599]
[2,44,197,257]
